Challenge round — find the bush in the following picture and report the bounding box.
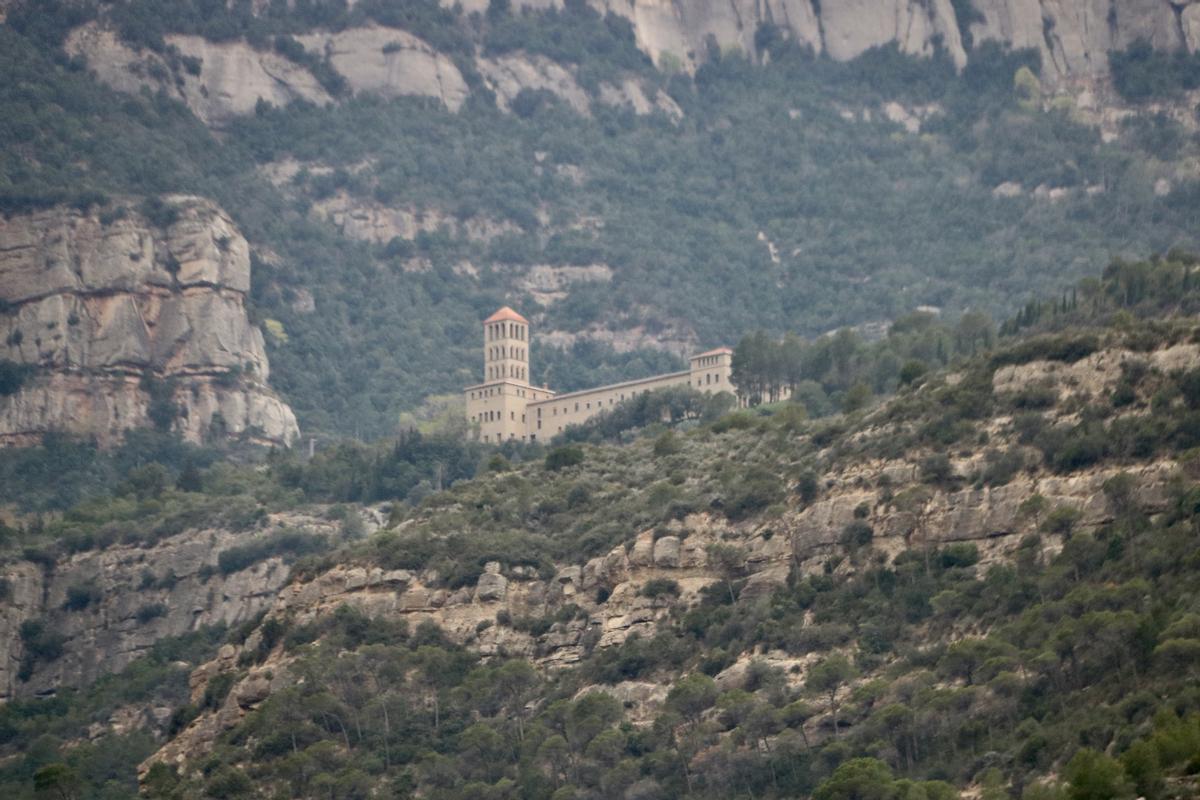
[724,475,784,521]
[841,520,874,549]
[136,602,169,623]
[990,335,1099,368]
[920,454,956,486]
[640,578,682,598]
[216,529,327,575]
[63,582,101,611]
[981,448,1025,486]
[1037,424,1109,473]
[0,360,34,396]
[545,445,585,472]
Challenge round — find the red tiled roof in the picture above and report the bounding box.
[484,306,528,324]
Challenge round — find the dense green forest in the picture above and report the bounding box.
[2,1,1199,436]
[2,256,1200,798]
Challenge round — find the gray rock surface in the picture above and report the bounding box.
[297,26,469,110]
[0,519,334,699]
[475,570,509,603]
[0,196,298,447]
[64,0,1200,128]
[65,24,332,128]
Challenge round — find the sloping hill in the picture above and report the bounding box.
[4,2,1200,437]
[2,256,1199,799]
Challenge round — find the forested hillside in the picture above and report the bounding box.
[3,1,1200,436]
[0,256,1199,799]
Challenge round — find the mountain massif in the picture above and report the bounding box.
[3,5,1200,798]
[5,0,1200,436]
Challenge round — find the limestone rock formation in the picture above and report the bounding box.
[144,446,1179,770]
[65,24,333,128]
[65,0,1200,128]
[0,512,342,700]
[472,0,1200,81]
[478,52,593,114]
[296,26,470,111]
[0,196,299,447]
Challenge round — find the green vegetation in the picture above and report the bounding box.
[1,265,1199,798]
[1110,40,1200,101]
[0,627,225,800]
[2,3,1198,438]
[128,378,1200,799]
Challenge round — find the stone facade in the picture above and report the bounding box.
[463,307,734,443]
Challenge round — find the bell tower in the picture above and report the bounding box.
[483,306,529,385]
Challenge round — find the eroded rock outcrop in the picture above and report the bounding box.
[296,26,470,110]
[65,0,1200,130]
[472,0,1200,81]
[0,511,343,700]
[65,24,333,128]
[0,196,299,447]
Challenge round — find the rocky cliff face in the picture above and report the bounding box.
[0,196,299,447]
[65,24,333,128]
[478,0,1200,80]
[0,514,326,701]
[63,0,1200,130]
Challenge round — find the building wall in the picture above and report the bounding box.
[465,380,554,443]
[526,371,693,439]
[526,351,735,441]
[463,311,736,443]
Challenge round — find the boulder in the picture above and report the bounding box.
[475,572,509,603]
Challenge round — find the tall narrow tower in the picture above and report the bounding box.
[483,306,529,385]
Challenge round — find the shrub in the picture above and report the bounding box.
[724,475,784,521]
[545,445,585,472]
[939,543,980,568]
[899,359,928,386]
[1038,424,1109,472]
[920,454,956,486]
[136,602,169,623]
[982,448,1025,486]
[794,470,820,506]
[0,361,34,396]
[640,578,682,598]
[711,412,756,433]
[216,529,327,575]
[841,520,874,549]
[18,619,65,680]
[63,582,101,611]
[990,334,1099,367]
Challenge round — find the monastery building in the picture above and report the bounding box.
[464,307,735,443]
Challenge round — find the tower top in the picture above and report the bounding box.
[484,306,528,325]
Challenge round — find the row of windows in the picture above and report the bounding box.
[487,322,526,341]
[693,355,725,367]
[487,365,527,380]
[470,386,544,400]
[482,433,537,442]
[696,372,722,387]
[488,346,526,361]
[473,410,526,423]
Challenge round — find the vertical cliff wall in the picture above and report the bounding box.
[0,196,299,447]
